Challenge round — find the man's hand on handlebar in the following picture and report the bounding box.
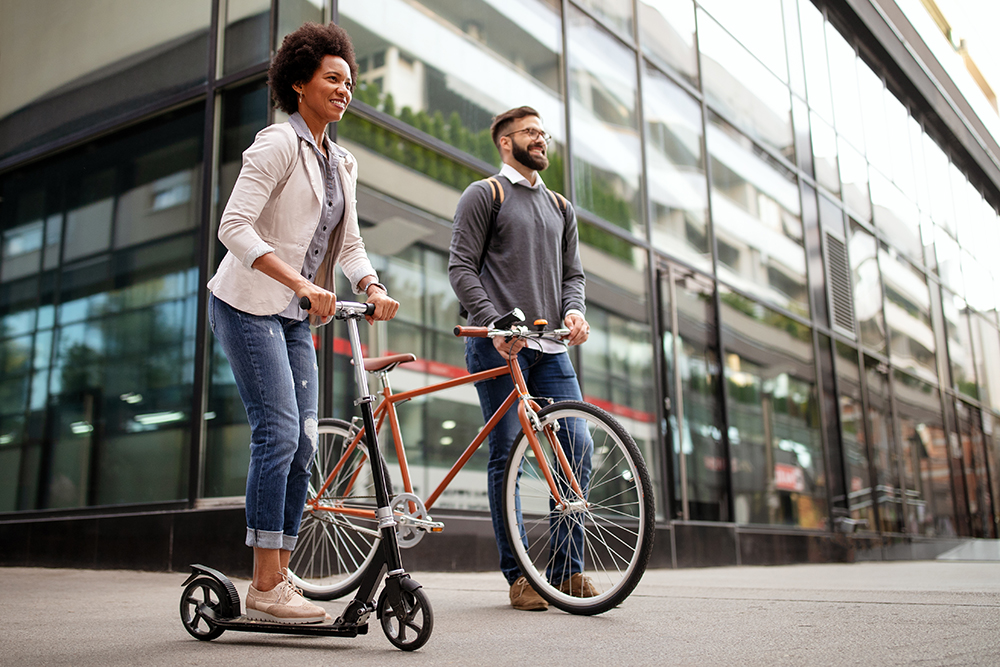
[564,312,590,346]
[493,334,526,360]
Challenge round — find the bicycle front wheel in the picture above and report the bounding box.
[502,401,654,615]
[289,418,381,600]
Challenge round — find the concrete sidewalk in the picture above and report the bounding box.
[2,561,999,666]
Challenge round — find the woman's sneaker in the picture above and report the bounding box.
[245,578,326,624]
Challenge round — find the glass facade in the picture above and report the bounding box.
[2,0,1000,555]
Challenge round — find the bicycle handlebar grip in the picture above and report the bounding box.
[454,326,489,337]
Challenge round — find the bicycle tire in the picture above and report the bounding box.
[502,401,654,615]
[288,418,381,600]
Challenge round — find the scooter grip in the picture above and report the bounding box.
[454,326,489,337]
[299,296,311,310]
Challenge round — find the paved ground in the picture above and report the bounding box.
[1,560,999,666]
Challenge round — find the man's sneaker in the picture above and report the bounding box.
[509,576,548,611]
[557,573,599,597]
[245,578,326,624]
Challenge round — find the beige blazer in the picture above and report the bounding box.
[207,122,376,318]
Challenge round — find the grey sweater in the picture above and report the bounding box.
[448,174,586,330]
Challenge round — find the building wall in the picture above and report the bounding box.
[1,0,999,569]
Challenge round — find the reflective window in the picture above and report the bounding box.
[955,402,995,538]
[838,137,871,221]
[721,290,825,528]
[709,115,807,317]
[934,224,963,292]
[943,288,977,399]
[0,0,212,159]
[204,81,268,497]
[698,10,793,161]
[857,62,890,178]
[971,314,1000,412]
[870,172,921,262]
[698,0,788,82]
[880,247,936,383]
[798,0,834,123]
[567,5,643,234]
[0,107,204,510]
[825,26,865,153]
[910,119,931,215]
[339,0,565,172]
[578,235,661,518]
[277,0,327,47]
[639,0,698,86]
[661,267,726,521]
[223,0,271,76]
[811,112,840,195]
[848,221,885,354]
[643,64,710,271]
[923,135,956,237]
[575,0,633,41]
[884,91,915,200]
[835,342,876,530]
[864,357,902,532]
[893,370,952,536]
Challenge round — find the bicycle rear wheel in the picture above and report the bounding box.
[289,418,381,600]
[502,401,654,615]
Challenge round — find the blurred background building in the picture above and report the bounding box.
[1,0,998,572]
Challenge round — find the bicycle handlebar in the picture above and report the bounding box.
[453,324,570,340]
[299,296,375,318]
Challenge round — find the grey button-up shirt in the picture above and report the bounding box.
[278,112,346,320]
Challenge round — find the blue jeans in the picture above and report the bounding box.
[209,294,318,551]
[465,337,591,586]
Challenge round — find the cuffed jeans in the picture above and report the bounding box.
[465,337,591,586]
[209,294,318,551]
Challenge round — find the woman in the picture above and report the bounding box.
[207,22,398,624]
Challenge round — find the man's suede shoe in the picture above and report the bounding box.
[557,573,599,597]
[509,576,548,611]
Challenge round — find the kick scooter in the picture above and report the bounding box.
[179,300,432,651]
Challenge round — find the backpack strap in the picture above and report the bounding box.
[547,189,568,218]
[478,176,504,273]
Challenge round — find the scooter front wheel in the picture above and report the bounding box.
[179,577,231,641]
[377,585,433,651]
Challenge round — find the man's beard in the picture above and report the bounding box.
[512,140,549,171]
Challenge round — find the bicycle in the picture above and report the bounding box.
[288,309,655,615]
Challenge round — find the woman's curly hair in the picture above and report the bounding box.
[268,22,358,114]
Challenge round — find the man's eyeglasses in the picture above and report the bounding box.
[503,128,552,144]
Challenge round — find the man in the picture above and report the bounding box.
[448,106,594,611]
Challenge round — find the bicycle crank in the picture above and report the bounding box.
[390,493,444,548]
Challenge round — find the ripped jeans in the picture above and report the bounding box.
[209,294,318,551]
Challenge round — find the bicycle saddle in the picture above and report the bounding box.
[354,353,417,373]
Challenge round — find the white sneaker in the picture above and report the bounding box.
[245,578,326,624]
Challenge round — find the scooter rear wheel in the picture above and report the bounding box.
[179,577,231,641]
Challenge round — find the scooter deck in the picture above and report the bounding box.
[198,605,368,637]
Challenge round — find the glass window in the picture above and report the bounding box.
[0,0,212,159]
[798,0,834,123]
[838,137,871,221]
[870,172,921,262]
[339,0,565,173]
[971,314,1000,412]
[698,10,794,161]
[864,356,902,532]
[643,64,710,271]
[277,0,327,47]
[834,342,876,530]
[910,119,931,215]
[0,107,204,509]
[567,5,643,234]
[934,223,963,292]
[709,115,807,317]
[884,91,915,200]
[943,288,977,399]
[721,289,826,528]
[955,401,994,537]
[857,62,890,178]
[880,247,936,383]
[577,235,660,518]
[923,135,956,237]
[205,81,269,497]
[223,0,271,76]
[810,112,840,195]
[825,25,865,153]
[575,0,633,41]
[662,267,726,521]
[638,0,698,86]
[893,370,952,535]
[963,251,996,317]
[697,0,788,82]
[848,221,885,354]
